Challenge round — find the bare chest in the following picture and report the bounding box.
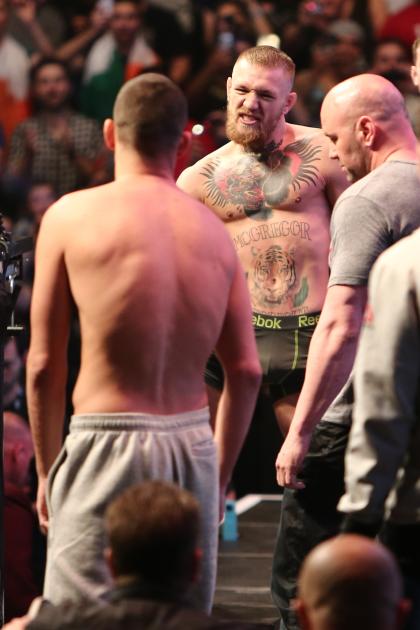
[201,139,325,221]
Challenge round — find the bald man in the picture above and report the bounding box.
[295,535,410,630]
[272,74,420,629]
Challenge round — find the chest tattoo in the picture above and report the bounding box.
[201,138,322,221]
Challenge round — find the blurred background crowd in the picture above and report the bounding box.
[1,0,420,623]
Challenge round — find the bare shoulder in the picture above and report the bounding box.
[285,123,347,193]
[38,182,115,244]
[285,123,330,153]
[177,143,234,201]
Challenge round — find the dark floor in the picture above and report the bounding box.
[213,495,282,627]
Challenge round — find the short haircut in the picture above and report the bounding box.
[30,57,71,85]
[412,37,420,63]
[105,481,200,593]
[113,73,188,159]
[236,45,295,85]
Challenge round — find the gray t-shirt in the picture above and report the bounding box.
[323,160,420,426]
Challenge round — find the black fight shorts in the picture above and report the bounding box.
[205,311,320,400]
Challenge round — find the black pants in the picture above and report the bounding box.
[271,421,350,630]
[380,522,420,630]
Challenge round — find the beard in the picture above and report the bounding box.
[226,102,280,153]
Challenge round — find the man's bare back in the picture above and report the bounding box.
[42,175,241,416]
[27,76,261,612]
[179,124,343,317]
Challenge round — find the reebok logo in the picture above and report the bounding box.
[252,314,282,329]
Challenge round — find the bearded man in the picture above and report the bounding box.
[178,45,348,436]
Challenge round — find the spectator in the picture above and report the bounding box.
[185,0,256,121]
[0,0,30,146]
[13,181,56,239]
[80,0,160,123]
[292,20,367,128]
[326,18,367,76]
[54,2,110,90]
[12,181,57,327]
[279,0,377,71]
[4,481,268,629]
[7,58,108,198]
[141,1,192,85]
[371,37,412,76]
[379,0,420,48]
[295,535,410,630]
[4,337,27,420]
[4,411,44,623]
[7,0,65,62]
[370,37,420,136]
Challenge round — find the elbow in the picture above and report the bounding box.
[229,359,262,391]
[27,349,66,392]
[322,315,362,350]
[26,350,51,389]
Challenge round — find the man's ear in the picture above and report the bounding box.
[177,130,192,160]
[226,76,232,101]
[284,91,297,115]
[411,65,419,88]
[103,119,116,151]
[356,115,375,147]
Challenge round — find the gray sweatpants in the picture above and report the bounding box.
[44,408,218,613]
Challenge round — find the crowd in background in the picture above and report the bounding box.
[2,0,420,623]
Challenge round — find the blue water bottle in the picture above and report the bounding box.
[222,498,238,541]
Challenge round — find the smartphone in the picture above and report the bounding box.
[217,31,235,51]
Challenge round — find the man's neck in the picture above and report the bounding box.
[114,151,175,182]
[40,108,69,120]
[374,145,417,169]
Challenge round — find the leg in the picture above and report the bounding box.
[206,383,221,431]
[204,353,224,431]
[272,392,299,436]
[44,430,125,604]
[269,369,306,437]
[271,422,349,630]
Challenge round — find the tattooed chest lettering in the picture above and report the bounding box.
[233,220,312,251]
[201,138,322,221]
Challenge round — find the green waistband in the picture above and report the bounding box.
[252,311,321,331]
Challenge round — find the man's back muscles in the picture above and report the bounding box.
[35,176,254,416]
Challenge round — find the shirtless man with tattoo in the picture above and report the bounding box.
[177,46,348,434]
